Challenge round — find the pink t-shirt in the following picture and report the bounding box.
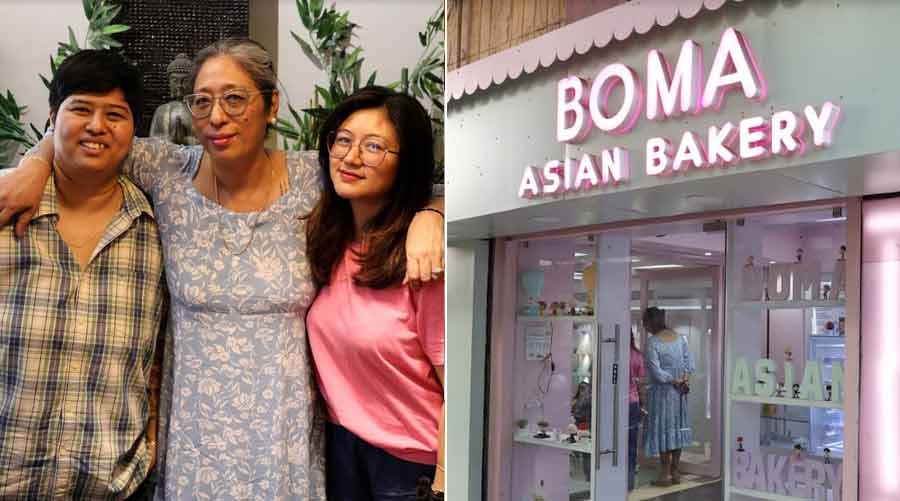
[307,248,445,465]
[629,346,646,404]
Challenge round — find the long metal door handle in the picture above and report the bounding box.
[593,322,620,467]
[611,323,621,467]
[592,322,603,462]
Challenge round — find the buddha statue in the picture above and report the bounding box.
[150,53,197,145]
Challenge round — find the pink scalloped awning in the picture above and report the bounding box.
[448,0,745,101]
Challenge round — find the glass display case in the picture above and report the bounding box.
[511,237,597,501]
[726,207,847,500]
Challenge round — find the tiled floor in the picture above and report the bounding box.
[628,463,721,501]
[642,481,722,501]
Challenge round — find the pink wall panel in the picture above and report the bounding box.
[859,196,900,500]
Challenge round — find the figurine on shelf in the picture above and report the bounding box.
[838,317,846,336]
[792,383,801,399]
[736,436,745,452]
[832,245,847,299]
[796,248,805,263]
[538,301,547,316]
[785,347,794,363]
[516,418,529,431]
[776,382,786,398]
[791,444,805,463]
[566,423,579,443]
[534,418,551,439]
[824,448,832,464]
[826,384,833,401]
[822,284,832,300]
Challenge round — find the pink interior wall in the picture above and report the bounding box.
[859,197,900,500]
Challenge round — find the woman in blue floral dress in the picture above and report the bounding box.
[643,307,694,487]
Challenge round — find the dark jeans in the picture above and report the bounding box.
[627,402,641,491]
[326,422,436,500]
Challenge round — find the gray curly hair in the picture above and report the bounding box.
[190,38,278,113]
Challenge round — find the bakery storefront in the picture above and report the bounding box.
[446,1,900,500]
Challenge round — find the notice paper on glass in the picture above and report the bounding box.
[525,326,551,360]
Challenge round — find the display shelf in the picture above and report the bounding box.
[732,299,845,311]
[513,434,592,454]
[728,486,813,501]
[729,394,842,409]
[517,315,596,322]
[760,415,809,424]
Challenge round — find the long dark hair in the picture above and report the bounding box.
[306,86,434,290]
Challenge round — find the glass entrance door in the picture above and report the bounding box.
[592,223,725,500]
[639,268,723,479]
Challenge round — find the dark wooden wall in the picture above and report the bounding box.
[116,1,250,136]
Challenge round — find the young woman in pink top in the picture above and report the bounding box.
[305,86,445,500]
[629,332,647,491]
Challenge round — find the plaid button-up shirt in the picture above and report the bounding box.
[0,174,166,499]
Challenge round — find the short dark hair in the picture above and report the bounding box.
[49,49,144,119]
[306,86,435,289]
[643,306,667,333]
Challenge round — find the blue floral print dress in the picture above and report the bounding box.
[126,139,327,500]
[643,332,694,457]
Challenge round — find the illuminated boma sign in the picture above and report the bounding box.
[518,27,842,198]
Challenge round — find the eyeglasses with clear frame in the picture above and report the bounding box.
[327,130,399,167]
[182,89,272,118]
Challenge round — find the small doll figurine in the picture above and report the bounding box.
[826,384,833,401]
[792,444,804,461]
[796,248,805,263]
[776,382,786,398]
[824,448,832,464]
[538,301,547,316]
[737,436,745,452]
[566,423,579,444]
[534,418,551,439]
[823,283,832,300]
[839,245,847,261]
[784,347,794,363]
[792,383,801,399]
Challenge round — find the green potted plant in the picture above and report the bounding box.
[0,91,40,168]
[275,1,444,183]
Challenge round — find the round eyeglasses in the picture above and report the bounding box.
[183,89,272,118]
[327,130,399,167]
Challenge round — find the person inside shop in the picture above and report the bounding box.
[572,379,592,480]
[305,86,446,500]
[642,307,695,487]
[629,330,647,491]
